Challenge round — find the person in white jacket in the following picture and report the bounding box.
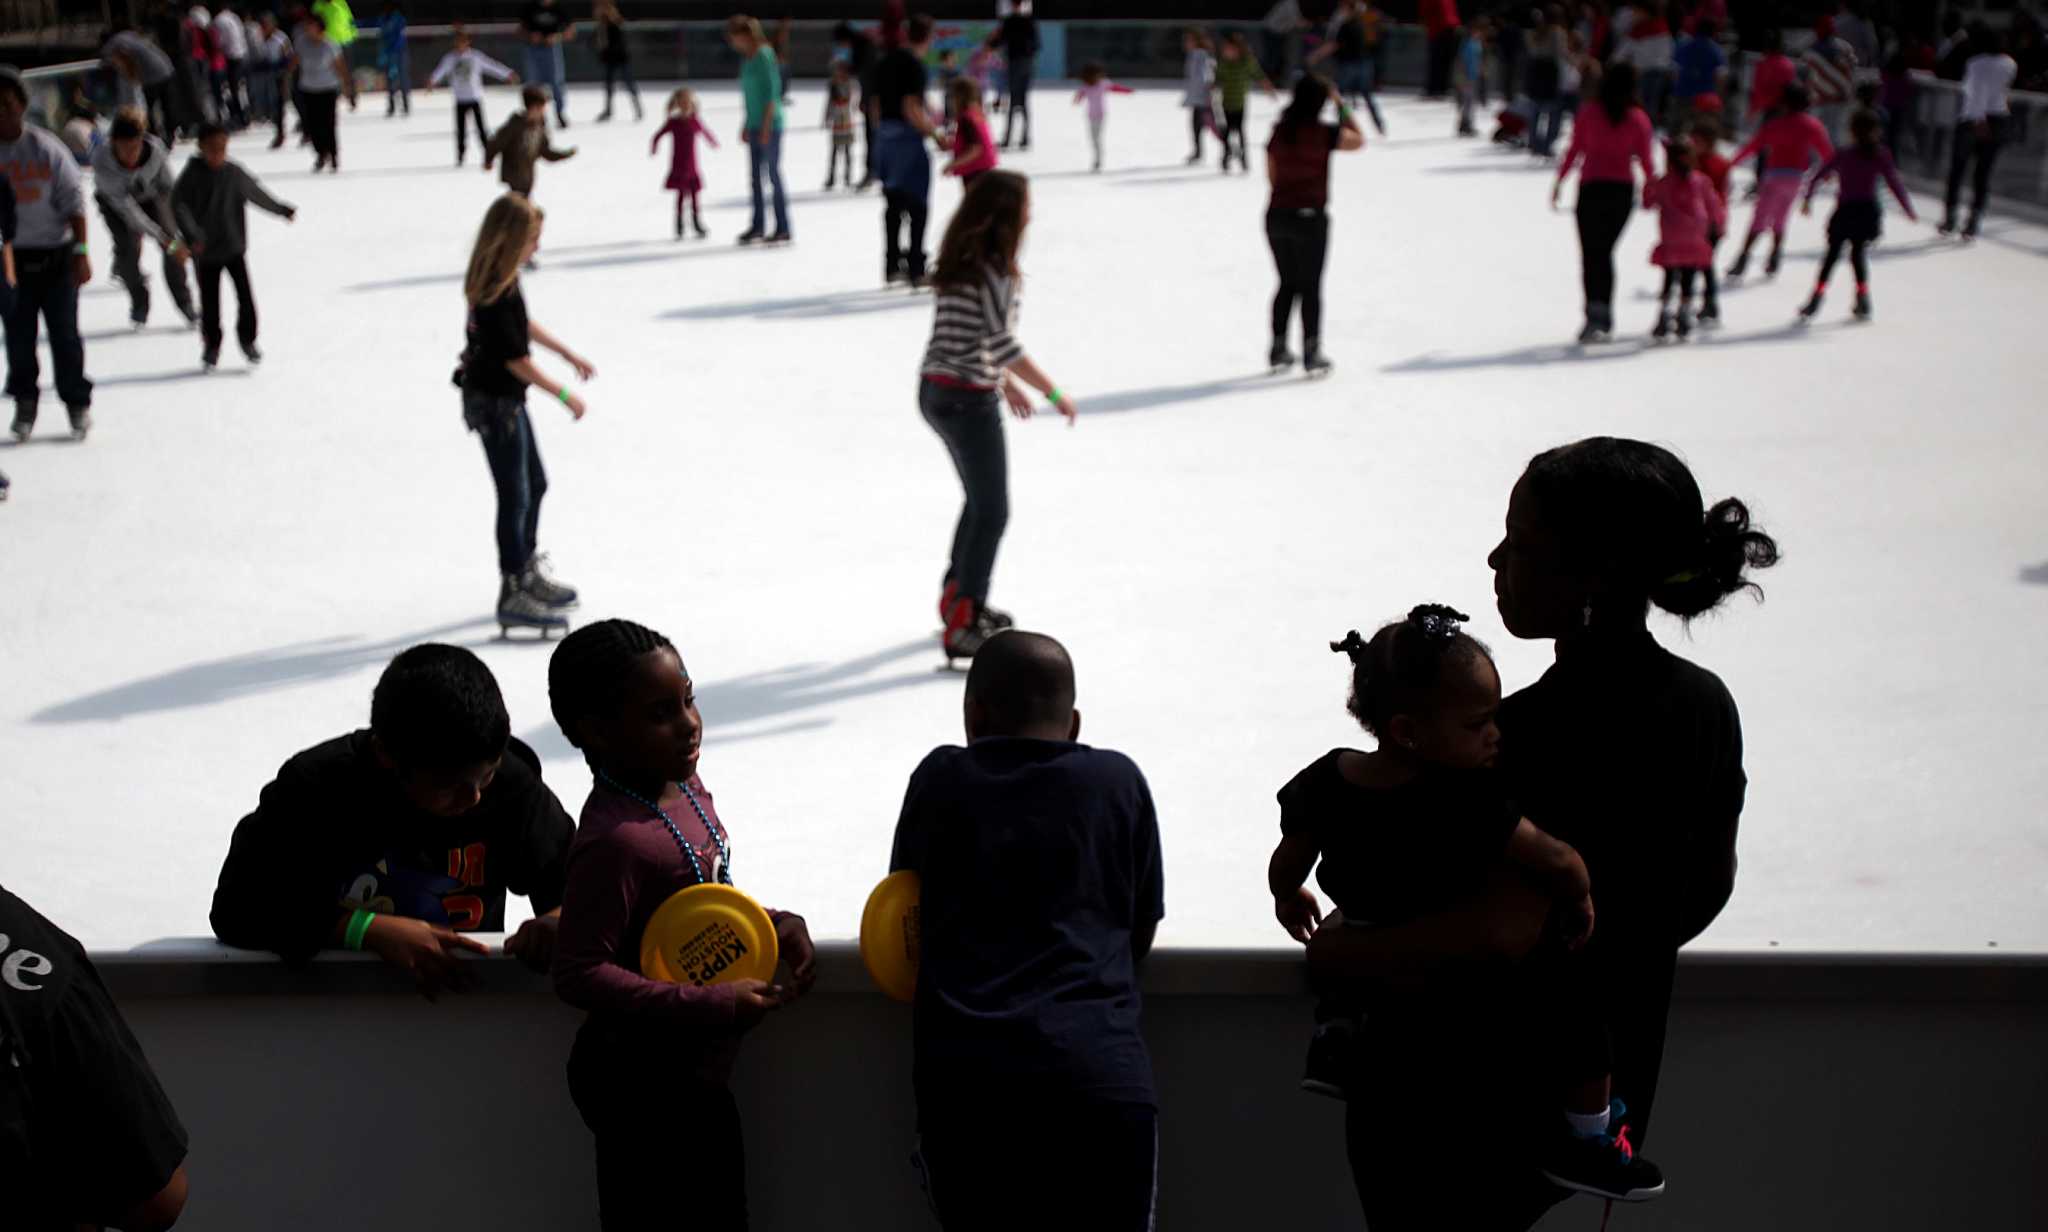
[429,23,520,166]
[211,4,250,127]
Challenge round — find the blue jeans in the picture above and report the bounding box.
[919,378,1007,605]
[246,64,281,128]
[1336,58,1385,132]
[467,391,547,575]
[383,45,411,113]
[746,127,789,236]
[1,248,91,418]
[524,43,566,120]
[1530,97,1567,156]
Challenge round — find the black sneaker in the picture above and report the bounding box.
[1540,1101,1665,1202]
[1299,1019,1357,1100]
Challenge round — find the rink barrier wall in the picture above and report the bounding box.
[99,940,2048,1230]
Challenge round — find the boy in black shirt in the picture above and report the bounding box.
[1,884,190,1231]
[212,643,576,998]
[890,631,1164,1231]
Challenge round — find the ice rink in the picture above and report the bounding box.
[4,83,2042,954]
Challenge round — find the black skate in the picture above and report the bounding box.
[1724,255,1747,281]
[67,406,91,442]
[1798,290,1823,321]
[1652,311,1673,341]
[1268,339,1296,373]
[1303,342,1333,378]
[0,468,9,501]
[1675,308,1693,340]
[1962,213,1981,240]
[1697,303,1721,328]
[1540,1101,1665,1202]
[736,229,764,246]
[766,230,793,245]
[1852,292,1872,321]
[9,414,30,444]
[1764,250,1781,278]
[693,212,708,239]
[202,349,219,370]
[498,575,570,640]
[941,603,1005,667]
[242,343,262,365]
[522,552,579,608]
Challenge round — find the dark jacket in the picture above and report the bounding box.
[172,158,292,261]
[485,113,573,195]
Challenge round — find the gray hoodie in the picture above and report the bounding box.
[173,158,294,262]
[92,135,181,247]
[0,123,86,249]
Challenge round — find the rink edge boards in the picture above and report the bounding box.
[92,939,2048,1004]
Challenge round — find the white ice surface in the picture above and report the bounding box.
[3,85,2043,954]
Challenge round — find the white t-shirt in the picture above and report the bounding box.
[213,10,249,59]
[430,48,516,103]
[1960,53,2018,121]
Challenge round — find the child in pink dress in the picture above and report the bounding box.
[942,78,998,190]
[1643,139,1727,341]
[651,88,718,239]
[1726,83,1831,279]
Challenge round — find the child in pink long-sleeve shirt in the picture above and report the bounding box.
[1799,109,1916,323]
[549,618,817,1228]
[1644,140,1727,341]
[1073,62,1135,173]
[1726,83,1831,279]
[943,78,998,189]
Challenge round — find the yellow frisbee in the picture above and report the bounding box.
[638,884,780,988]
[860,870,922,1002]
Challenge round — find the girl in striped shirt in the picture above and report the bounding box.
[917,170,1077,663]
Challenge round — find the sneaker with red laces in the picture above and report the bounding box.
[1539,1100,1665,1202]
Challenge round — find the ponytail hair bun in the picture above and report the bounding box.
[1331,606,1489,739]
[1651,497,1781,619]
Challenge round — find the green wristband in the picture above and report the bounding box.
[73,241,89,256]
[344,909,377,951]
[1047,386,1065,407]
[555,386,572,405]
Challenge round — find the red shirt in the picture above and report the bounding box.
[1698,150,1732,202]
[1731,111,1833,173]
[1557,102,1656,187]
[1267,122,1342,210]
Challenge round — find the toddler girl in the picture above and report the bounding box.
[550,619,817,1229]
[1270,605,1665,1204]
[1071,62,1133,173]
[1643,138,1726,341]
[651,88,718,239]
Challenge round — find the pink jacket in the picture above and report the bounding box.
[1645,169,1728,268]
[947,109,998,178]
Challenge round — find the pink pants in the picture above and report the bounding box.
[1750,171,1802,236]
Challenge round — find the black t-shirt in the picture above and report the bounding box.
[464,286,531,398]
[521,0,565,40]
[0,886,188,1231]
[890,739,1165,1107]
[998,14,1040,59]
[1336,17,1369,63]
[1278,751,1522,925]
[210,731,576,962]
[872,47,928,122]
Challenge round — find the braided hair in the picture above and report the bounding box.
[547,619,678,764]
[1331,605,1490,740]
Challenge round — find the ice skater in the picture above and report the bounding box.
[0,66,95,444]
[1725,84,1829,280]
[290,8,358,173]
[377,1,410,117]
[651,88,716,238]
[919,171,1078,662]
[1939,25,2016,240]
[92,110,198,330]
[457,194,594,635]
[428,23,517,167]
[1689,119,1731,325]
[1265,76,1364,375]
[875,13,939,285]
[1552,63,1655,343]
[1215,33,1275,172]
[1182,28,1217,164]
[592,0,644,123]
[1800,109,1915,323]
[487,85,577,202]
[173,121,297,369]
[824,59,857,188]
[942,78,997,191]
[1071,63,1133,173]
[1642,137,1725,342]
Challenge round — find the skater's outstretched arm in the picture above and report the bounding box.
[1878,147,1917,220]
[234,165,296,221]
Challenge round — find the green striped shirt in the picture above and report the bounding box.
[1215,56,1269,112]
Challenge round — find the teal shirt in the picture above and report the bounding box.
[741,47,783,132]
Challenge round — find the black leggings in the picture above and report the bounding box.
[1658,267,1698,306]
[1222,107,1247,169]
[1944,116,2006,222]
[1265,207,1330,343]
[455,100,486,162]
[883,189,929,279]
[1189,105,1208,156]
[197,257,257,353]
[301,89,339,160]
[1817,238,1869,288]
[1574,180,1634,318]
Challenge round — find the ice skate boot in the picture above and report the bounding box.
[941,599,1004,666]
[1675,307,1694,340]
[0,469,9,501]
[202,349,219,370]
[498,575,571,639]
[522,552,579,608]
[1852,290,1872,321]
[1799,288,1824,320]
[693,209,708,239]
[1302,340,1333,377]
[66,406,91,441]
[9,411,29,443]
[1652,311,1673,341]
[1962,212,1981,240]
[242,343,262,365]
[1268,338,1297,372]
[1764,248,1781,278]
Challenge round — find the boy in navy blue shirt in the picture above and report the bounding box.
[889,631,1165,1231]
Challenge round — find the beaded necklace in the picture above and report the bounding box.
[595,770,732,886]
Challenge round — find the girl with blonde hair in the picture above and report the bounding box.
[651,87,718,238]
[459,194,598,636]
